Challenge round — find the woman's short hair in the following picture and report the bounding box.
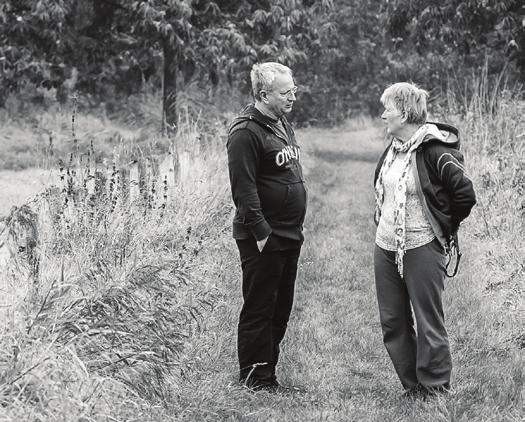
[250,62,293,101]
[380,82,429,125]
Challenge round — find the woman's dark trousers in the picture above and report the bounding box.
[374,239,452,390]
[236,237,301,386]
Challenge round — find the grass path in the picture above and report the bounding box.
[165,124,522,422]
[274,125,398,420]
[160,124,404,421]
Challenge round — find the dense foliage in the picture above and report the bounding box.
[1,0,523,124]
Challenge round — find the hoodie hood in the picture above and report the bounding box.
[423,122,460,150]
[228,104,279,136]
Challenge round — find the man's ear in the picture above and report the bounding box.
[260,90,269,104]
[400,110,408,124]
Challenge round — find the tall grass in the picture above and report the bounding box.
[435,77,524,420]
[444,75,524,311]
[0,112,233,420]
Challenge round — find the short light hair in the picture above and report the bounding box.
[380,82,429,125]
[250,62,293,101]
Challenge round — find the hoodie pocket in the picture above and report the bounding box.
[274,182,307,226]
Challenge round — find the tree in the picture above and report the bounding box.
[385,0,525,75]
[0,1,153,106]
[0,0,72,106]
[1,0,522,124]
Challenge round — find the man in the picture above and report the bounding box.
[226,62,307,391]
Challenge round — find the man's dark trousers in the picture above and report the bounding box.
[236,235,301,385]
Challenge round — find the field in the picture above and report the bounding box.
[0,97,523,421]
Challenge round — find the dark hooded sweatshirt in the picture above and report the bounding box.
[227,104,307,243]
[374,122,477,249]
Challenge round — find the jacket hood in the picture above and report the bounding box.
[423,122,460,149]
[228,104,280,135]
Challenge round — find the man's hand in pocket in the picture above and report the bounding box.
[257,236,269,252]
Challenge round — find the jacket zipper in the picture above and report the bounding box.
[411,153,447,248]
[248,115,290,145]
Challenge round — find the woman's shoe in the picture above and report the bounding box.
[402,383,427,399]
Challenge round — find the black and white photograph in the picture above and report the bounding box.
[0,1,523,421]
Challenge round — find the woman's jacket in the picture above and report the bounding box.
[374,122,477,251]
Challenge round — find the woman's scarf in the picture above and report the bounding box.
[374,124,446,277]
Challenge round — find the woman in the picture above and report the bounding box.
[373,82,476,398]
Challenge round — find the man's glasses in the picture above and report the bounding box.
[259,85,298,99]
[279,86,298,98]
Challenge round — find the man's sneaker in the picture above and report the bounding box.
[240,377,277,392]
[241,378,303,394]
